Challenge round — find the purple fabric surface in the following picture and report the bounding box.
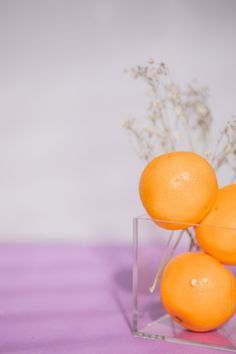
[0,244,232,354]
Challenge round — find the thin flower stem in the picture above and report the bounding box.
[166,72,195,152]
[149,231,174,293]
[183,116,195,151]
[166,229,185,261]
[211,134,224,165]
[146,78,176,151]
[185,228,196,251]
[231,171,236,183]
[149,229,185,293]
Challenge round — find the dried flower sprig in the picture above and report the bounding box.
[209,118,236,180]
[123,59,236,180]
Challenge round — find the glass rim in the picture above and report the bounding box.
[134,214,236,232]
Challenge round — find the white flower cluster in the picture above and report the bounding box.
[123,59,236,180]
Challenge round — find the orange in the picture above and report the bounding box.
[160,252,236,332]
[139,151,218,229]
[196,184,236,265]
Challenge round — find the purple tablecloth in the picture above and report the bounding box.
[0,244,231,353]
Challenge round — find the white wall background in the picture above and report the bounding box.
[0,0,236,243]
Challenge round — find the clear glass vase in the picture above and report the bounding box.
[132,215,236,352]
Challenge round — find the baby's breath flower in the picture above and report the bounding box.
[166,84,181,101]
[130,66,140,79]
[153,99,165,109]
[123,59,236,179]
[194,102,209,117]
[122,118,135,130]
[148,58,155,64]
[147,88,156,97]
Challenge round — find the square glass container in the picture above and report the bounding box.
[132,215,236,352]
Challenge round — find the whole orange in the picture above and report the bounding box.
[160,252,236,332]
[139,151,218,229]
[196,184,236,265]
